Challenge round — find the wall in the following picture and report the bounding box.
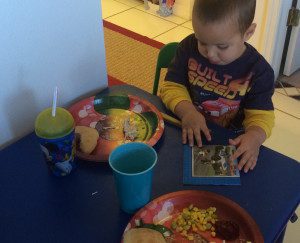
[260,0,293,79]
[248,0,268,54]
[0,0,108,148]
[173,0,194,20]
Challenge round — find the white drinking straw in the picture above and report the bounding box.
[52,86,58,117]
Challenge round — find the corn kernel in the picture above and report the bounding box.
[187,235,194,241]
[183,208,189,214]
[171,205,218,241]
[183,225,190,231]
[206,223,212,229]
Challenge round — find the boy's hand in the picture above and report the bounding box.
[229,127,266,173]
[174,101,211,147]
[181,109,211,146]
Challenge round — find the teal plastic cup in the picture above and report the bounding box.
[109,142,157,214]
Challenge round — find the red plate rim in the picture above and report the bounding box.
[123,190,264,242]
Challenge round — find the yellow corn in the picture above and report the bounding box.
[171,205,218,241]
[187,235,194,241]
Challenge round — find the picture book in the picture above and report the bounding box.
[183,145,241,185]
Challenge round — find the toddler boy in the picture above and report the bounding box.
[160,0,275,173]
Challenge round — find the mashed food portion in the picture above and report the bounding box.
[95,110,148,142]
[123,228,166,243]
[75,126,99,154]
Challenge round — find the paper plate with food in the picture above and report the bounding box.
[69,94,164,162]
[122,190,263,243]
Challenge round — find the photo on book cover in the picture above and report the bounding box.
[192,145,239,178]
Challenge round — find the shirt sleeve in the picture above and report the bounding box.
[243,109,275,138]
[160,81,192,113]
[161,35,194,112]
[241,60,275,137]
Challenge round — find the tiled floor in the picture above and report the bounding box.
[101,0,194,42]
[101,1,300,242]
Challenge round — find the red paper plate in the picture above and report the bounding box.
[122,190,263,243]
[69,94,164,162]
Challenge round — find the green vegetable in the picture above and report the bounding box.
[93,95,130,113]
[136,219,173,237]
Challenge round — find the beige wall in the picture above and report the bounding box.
[173,0,194,20]
[248,0,269,54]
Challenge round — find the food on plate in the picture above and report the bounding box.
[95,113,140,142]
[215,220,240,241]
[123,228,166,243]
[123,116,138,141]
[95,114,124,141]
[134,219,172,238]
[75,126,99,154]
[171,205,218,241]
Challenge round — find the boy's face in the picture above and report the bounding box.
[192,17,255,65]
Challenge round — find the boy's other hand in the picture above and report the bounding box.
[229,127,266,173]
[174,101,211,147]
[181,110,211,147]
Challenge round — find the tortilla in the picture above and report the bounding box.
[123,228,166,243]
[75,126,99,154]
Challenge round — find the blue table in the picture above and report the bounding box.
[0,85,299,243]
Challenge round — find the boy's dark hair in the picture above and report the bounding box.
[193,0,256,34]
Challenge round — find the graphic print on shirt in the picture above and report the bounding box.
[187,58,253,127]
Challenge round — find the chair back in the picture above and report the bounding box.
[153,42,179,95]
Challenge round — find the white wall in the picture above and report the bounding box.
[259,0,293,79]
[0,0,108,148]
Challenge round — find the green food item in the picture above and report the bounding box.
[171,221,177,229]
[136,219,173,237]
[140,111,159,136]
[130,112,151,141]
[142,224,173,237]
[94,95,130,113]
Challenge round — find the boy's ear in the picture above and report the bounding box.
[243,23,256,41]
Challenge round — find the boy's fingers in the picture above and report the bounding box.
[194,129,202,147]
[187,128,194,147]
[202,125,211,141]
[243,156,254,173]
[250,158,257,170]
[237,158,246,171]
[229,137,241,146]
[182,128,187,144]
[237,152,251,171]
[231,146,245,162]
[244,156,257,172]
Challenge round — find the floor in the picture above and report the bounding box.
[101,0,299,242]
